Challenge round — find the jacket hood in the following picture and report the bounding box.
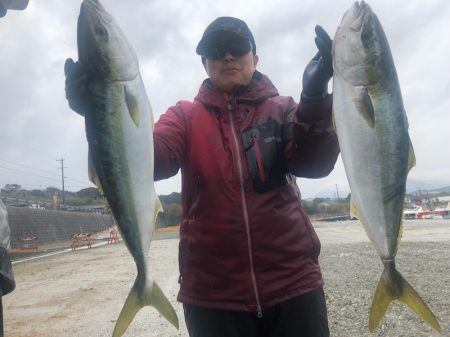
[195,71,279,109]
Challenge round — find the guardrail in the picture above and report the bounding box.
[316,215,357,222]
[0,196,110,214]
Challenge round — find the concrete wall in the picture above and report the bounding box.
[6,206,114,247]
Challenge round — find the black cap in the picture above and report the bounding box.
[196,17,256,55]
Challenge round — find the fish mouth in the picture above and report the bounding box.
[77,0,113,75]
[81,0,106,13]
[80,0,109,22]
[350,1,370,32]
[79,0,112,28]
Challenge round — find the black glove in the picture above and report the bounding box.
[301,25,333,103]
[64,58,89,116]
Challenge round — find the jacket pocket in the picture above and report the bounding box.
[242,118,289,193]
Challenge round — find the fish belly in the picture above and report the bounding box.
[333,75,404,258]
[86,75,155,264]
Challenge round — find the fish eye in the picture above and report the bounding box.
[361,17,374,48]
[362,32,370,42]
[95,24,108,38]
[361,27,373,48]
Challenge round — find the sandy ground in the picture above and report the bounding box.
[4,219,450,337]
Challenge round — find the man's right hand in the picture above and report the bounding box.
[64,58,89,116]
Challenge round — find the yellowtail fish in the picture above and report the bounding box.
[75,0,179,336]
[332,1,440,333]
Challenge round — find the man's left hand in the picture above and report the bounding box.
[301,25,333,103]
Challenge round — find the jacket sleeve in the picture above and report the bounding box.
[285,94,340,178]
[153,102,187,181]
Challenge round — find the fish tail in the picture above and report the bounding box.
[369,265,441,333]
[112,279,179,337]
[149,281,179,329]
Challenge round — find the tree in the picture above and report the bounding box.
[1,184,21,192]
[160,192,181,204]
[75,187,102,199]
[158,203,181,227]
[30,189,46,198]
[302,199,319,214]
[46,187,61,194]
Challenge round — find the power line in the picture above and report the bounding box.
[0,158,92,187]
[0,158,59,176]
[0,163,92,191]
[0,164,59,182]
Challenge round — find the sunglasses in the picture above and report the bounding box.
[203,40,253,60]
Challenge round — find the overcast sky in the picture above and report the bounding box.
[0,0,449,199]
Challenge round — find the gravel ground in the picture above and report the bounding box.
[4,219,450,336]
[321,241,449,337]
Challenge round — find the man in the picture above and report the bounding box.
[1,2,28,334]
[65,17,339,337]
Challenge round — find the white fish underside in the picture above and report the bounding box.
[332,74,409,259]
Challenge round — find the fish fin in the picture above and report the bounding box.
[88,149,104,195]
[150,281,179,329]
[112,280,179,337]
[331,107,337,132]
[369,266,441,333]
[153,198,169,234]
[355,86,375,127]
[153,197,166,234]
[153,197,164,224]
[112,281,142,337]
[407,136,416,173]
[350,197,361,219]
[350,197,382,256]
[124,83,141,127]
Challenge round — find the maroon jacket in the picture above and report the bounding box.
[153,71,339,313]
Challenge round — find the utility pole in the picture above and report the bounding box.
[335,184,340,202]
[56,158,66,207]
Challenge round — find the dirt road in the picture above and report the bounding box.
[4,219,450,336]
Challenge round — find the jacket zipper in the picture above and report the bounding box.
[226,100,263,318]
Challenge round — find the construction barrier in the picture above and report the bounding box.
[6,205,114,258]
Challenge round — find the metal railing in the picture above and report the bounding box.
[0,197,110,214]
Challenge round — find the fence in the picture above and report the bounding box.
[6,204,115,259]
